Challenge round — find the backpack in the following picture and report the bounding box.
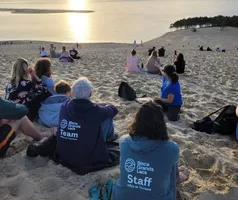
[213,105,238,135]
[193,105,238,135]
[118,82,137,101]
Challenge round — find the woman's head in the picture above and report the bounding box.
[11,58,29,86]
[34,58,52,78]
[151,51,157,58]
[129,101,168,140]
[62,46,66,52]
[131,49,136,56]
[177,53,184,62]
[163,65,179,83]
[41,47,45,51]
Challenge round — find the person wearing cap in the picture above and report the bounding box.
[154,65,183,121]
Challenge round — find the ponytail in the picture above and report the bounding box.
[171,72,179,83]
[163,65,179,83]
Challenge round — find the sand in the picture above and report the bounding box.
[0,27,238,200]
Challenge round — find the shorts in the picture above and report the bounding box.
[0,124,16,157]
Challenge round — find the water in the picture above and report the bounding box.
[0,0,237,43]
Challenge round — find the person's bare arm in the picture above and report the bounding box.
[236,107,238,117]
[157,94,174,104]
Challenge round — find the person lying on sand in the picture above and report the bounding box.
[112,101,189,200]
[38,80,71,128]
[125,49,141,72]
[154,65,182,121]
[5,58,48,121]
[145,51,162,75]
[0,98,53,157]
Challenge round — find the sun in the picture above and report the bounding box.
[68,0,89,42]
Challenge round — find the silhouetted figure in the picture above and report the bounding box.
[222,49,226,52]
[148,47,156,56]
[69,48,81,59]
[174,53,185,74]
[207,47,212,51]
[158,47,166,57]
[199,46,204,51]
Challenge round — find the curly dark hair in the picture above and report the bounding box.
[129,101,169,140]
[34,58,52,78]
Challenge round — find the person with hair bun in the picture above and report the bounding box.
[155,65,182,121]
[125,49,140,72]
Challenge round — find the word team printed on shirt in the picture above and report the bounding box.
[59,119,81,140]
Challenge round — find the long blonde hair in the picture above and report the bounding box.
[11,58,30,86]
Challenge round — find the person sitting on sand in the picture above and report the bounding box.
[154,65,182,121]
[69,47,81,59]
[40,47,48,57]
[38,80,71,128]
[50,44,57,58]
[174,53,186,74]
[112,101,188,200]
[125,49,141,72]
[5,58,48,120]
[145,51,162,74]
[59,46,74,62]
[158,46,166,57]
[55,77,118,174]
[0,97,54,157]
[207,47,212,51]
[235,107,238,139]
[148,47,156,56]
[199,46,204,51]
[34,58,55,95]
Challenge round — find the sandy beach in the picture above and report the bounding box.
[0,27,238,200]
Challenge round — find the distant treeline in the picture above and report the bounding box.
[170,15,238,29]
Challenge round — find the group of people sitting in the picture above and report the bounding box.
[0,53,190,198]
[126,48,186,74]
[40,44,81,62]
[199,45,226,52]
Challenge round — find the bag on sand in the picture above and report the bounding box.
[118,82,137,101]
[193,105,238,135]
[213,105,238,135]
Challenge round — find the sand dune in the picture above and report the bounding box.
[0,27,238,199]
[0,8,94,14]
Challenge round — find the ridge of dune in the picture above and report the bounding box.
[0,27,238,200]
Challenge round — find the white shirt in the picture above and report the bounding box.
[126,56,140,72]
[41,50,48,57]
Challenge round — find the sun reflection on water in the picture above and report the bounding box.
[68,0,89,42]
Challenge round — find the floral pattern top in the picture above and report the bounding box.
[5,79,48,106]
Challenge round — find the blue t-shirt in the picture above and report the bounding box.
[113,135,179,200]
[161,77,182,106]
[41,75,55,95]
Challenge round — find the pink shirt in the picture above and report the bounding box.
[126,56,140,72]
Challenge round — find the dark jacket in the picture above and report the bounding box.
[56,99,118,173]
[0,97,28,120]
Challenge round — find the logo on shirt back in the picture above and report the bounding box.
[60,119,68,129]
[125,158,136,173]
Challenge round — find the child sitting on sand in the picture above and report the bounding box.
[125,49,141,72]
[34,58,55,95]
[112,101,188,200]
[40,47,49,57]
[38,80,71,128]
[154,65,183,121]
